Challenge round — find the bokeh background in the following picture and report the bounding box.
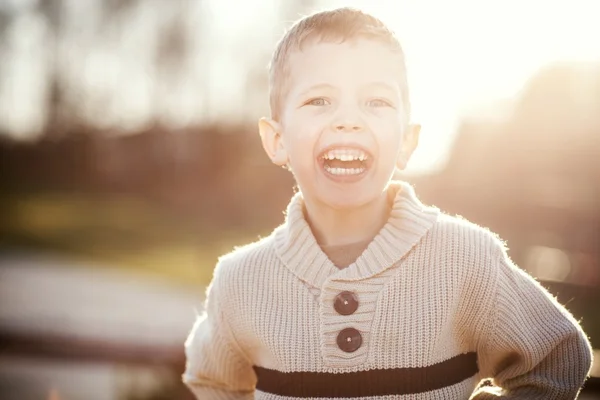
[0,0,599,399]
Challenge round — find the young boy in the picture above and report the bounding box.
[183,7,593,399]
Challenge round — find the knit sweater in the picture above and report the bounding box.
[183,181,593,399]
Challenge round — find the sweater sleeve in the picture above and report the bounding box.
[182,264,256,399]
[471,244,593,400]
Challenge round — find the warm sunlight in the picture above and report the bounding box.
[1,0,599,173]
[322,0,600,171]
[1,3,600,398]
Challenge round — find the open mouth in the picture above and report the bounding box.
[318,147,372,177]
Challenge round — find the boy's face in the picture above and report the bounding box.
[260,39,419,210]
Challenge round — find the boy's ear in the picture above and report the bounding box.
[396,123,421,170]
[258,117,288,167]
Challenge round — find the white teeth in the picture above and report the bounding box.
[324,165,366,175]
[322,148,368,161]
[321,147,369,177]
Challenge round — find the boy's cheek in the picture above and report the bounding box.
[287,124,322,142]
[369,121,402,140]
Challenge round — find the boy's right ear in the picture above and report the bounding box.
[258,117,288,167]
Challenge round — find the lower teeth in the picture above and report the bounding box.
[324,166,365,175]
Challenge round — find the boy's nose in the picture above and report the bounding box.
[333,116,364,132]
[334,122,363,132]
[332,103,365,132]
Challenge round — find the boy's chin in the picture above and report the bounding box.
[295,168,393,210]
[312,182,385,211]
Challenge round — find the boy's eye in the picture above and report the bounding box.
[305,98,330,106]
[367,99,392,108]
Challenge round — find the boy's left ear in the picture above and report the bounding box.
[396,123,421,170]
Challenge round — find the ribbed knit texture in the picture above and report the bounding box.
[183,181,593,399]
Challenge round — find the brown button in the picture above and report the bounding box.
[336,328,362,353]
[334,291,359,315]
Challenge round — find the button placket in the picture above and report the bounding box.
[321,267,400,367]
[333,290,363,352]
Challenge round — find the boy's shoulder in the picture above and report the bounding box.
[434,211,496,234]
[430,211,507,258]
[420,212,512,286]
[212,230,280,280]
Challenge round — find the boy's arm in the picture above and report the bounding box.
[471,245,593,400]
[182,265,256,400]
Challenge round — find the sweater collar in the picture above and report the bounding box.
[273,181,440,288]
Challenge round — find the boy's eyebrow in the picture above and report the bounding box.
[363,81,400,93]
[296,83,337,97]
[295,81,400,98]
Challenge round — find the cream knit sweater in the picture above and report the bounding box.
[183,181,592,399]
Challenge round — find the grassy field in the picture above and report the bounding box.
[0,191,259,287]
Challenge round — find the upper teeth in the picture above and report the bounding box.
[322,148,367,161]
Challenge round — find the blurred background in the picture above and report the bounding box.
[0,0,599,398]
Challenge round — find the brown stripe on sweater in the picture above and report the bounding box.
[253,352,478,398]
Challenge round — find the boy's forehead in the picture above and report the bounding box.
[284,40,404,94]
[288,38,401,66]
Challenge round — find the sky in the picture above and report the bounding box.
[0,0,599,172]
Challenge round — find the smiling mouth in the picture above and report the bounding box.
[319,147,372,176]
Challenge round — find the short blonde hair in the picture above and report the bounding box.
[269,7,410,121]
